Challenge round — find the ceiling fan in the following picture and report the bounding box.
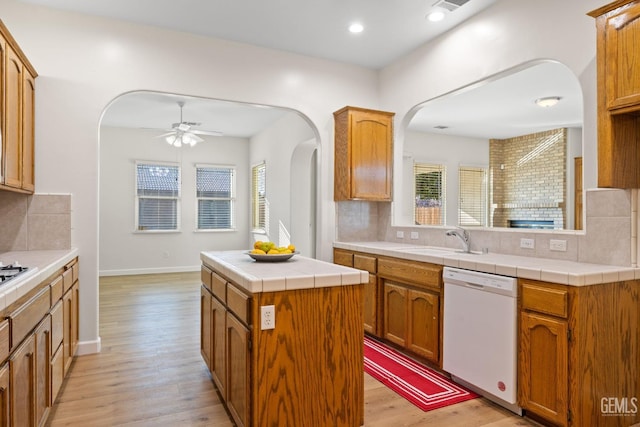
[158,101,222,147]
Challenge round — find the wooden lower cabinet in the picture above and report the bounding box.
[10,334,36,427]
[0,257,79,427]
[201,261,364,427]
[0,364,9,427]
[200,286,212,370]
[363,273,378,335]
[383,280,440,364]
[226,312,250,427]
[519,311,568,426]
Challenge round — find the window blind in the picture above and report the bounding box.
[136,162,180,231]
[414,163,445,225]
[251,162,268,232]
[196,166,235,230]
[458,166,488,227]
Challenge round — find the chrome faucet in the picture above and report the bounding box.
[446,227,470,253]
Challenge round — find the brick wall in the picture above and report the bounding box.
[490,128,567,228]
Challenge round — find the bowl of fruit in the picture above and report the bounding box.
[247,241,298,262]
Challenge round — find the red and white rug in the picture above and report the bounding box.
[364,336,478,412]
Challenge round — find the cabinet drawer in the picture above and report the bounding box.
[211,272,227,302]
[62,267,73,293]
[333,249,354,267]
[354,254,376,274]
[227,284,251,325]
[521,281,568,318]
[201,265,212,291]
[378,258,442,290]
[10,286,51,349]
[0,319,9,365]
[50,275,63,304]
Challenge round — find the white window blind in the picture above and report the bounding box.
[251,162,268,232]
[196,165,235,230]
[136,162,180,231]
[414,163,445,225]
[458,166,488,227]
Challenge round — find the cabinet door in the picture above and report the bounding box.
[226,313,250,427]
[4,45,22,189]
[34,317,51,426]
[21,70,35,192]
[62,283,79,376]
[363,273,378,335]
[603,2,640,110]
[348,110,393,200]
[519,311,568,427]
[210,296,226,400]
[407,289,439,363]
[10,334,36,427]
[0,363,9,427]
[383,281,407,347]
[200,286,212,370]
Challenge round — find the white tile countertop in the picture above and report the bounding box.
[0,248,78,311]
[201,250,369,293]
[334,241,640,286]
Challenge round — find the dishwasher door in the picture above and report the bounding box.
[443,267,520,414]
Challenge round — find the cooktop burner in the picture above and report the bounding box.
[0,263,31,285]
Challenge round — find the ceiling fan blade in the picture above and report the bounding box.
[155,132,176,138]
[191,129,223,137]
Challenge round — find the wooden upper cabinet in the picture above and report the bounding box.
[334,106,394,201]
[589,1,640,187]
[0,20,37,194]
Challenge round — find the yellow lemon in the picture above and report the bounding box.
[287,244,296,252]
[267,249,280,255]
[254,240,263,250]
[251,248,266,255]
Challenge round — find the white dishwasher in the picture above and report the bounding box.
[443,267,521,415]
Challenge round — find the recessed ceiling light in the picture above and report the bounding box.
[535,96,562,108]
[349,23,364,33]
[427,10,446,22]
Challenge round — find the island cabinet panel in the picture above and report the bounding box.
[253,285,364,427]
[518,278,640,427]
[200,286,212,371]
[354,254,378,336]
[202,255,365,427]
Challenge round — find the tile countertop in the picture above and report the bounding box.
[334,241,640,286]
[0,248,79,312]
[201,250,369,293]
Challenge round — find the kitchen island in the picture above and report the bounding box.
[200,250,368,427]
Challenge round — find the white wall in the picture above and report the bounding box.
[401,131,489,226]
[1,0,608,353]
[249,112,317,248]
[1,0,378,352]
[99,127,250,275]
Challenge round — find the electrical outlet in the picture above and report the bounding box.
[550,239,567,252]
[396,231,404,239]
[261,305,275,330]
[520,238,535,249]
[410,231,419,240]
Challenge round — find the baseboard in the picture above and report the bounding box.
[99,265,200,276]
[77,337,101,355]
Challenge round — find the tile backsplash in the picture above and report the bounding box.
[336,188,635,267]
[0,192,71,252]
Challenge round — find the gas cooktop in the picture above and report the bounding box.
[0,263,31,286]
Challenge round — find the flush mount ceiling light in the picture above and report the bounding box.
[535,96,562,108]
[427,9,446,22]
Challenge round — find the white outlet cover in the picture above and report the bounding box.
[260,305,275,330]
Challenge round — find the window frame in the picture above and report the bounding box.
[251,162,268,234]
[134,160,181,233]
[413,162,446,226]
[195,164,236,232]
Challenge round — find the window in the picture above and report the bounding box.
[458,166,488,227]
[196,165,235,230]
[414,163,445,225]
[136,162,180,231]
[251,162,268,233]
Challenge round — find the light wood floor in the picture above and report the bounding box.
[46,272,540,426]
